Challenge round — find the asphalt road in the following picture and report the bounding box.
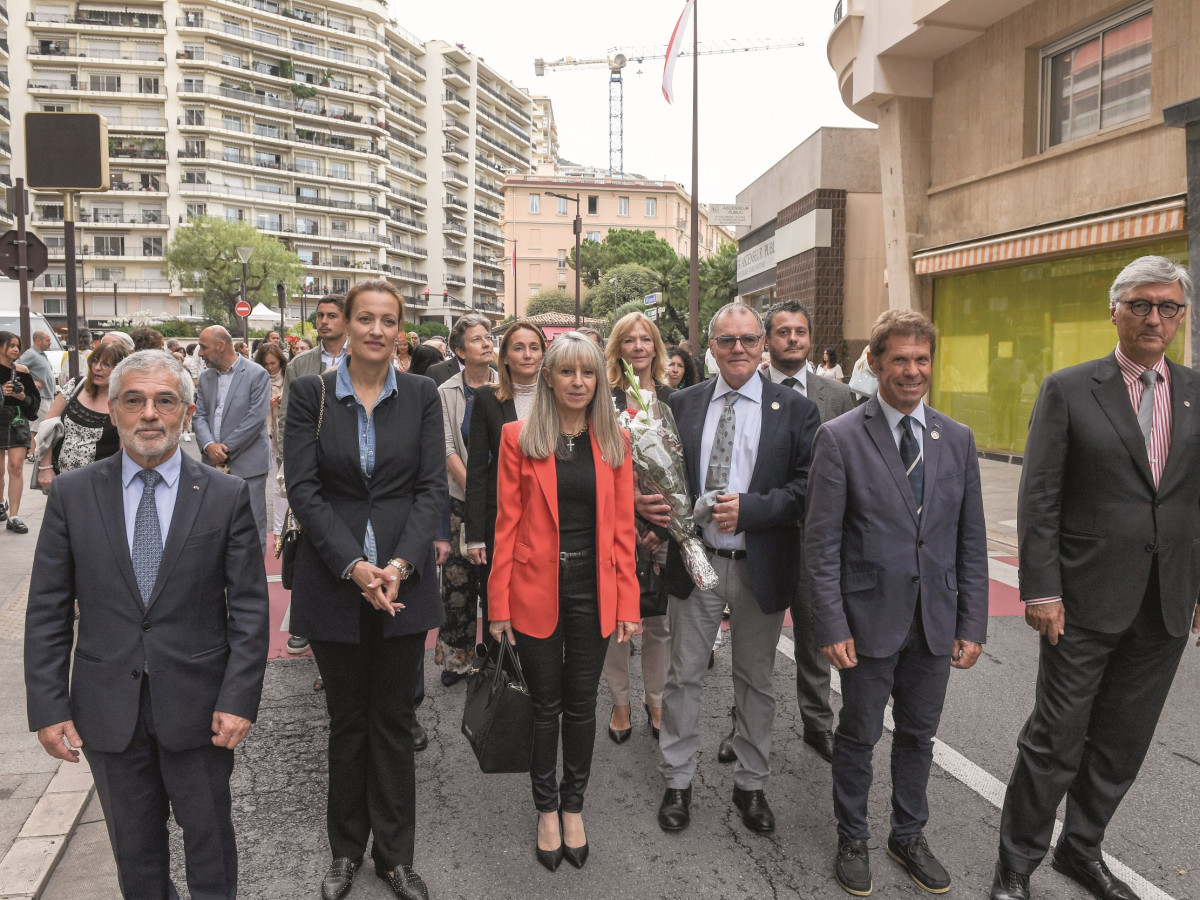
[42,614,1199,900]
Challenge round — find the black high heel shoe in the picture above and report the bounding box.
[607,705,632,743]
[535,814,563,872]
[644,704,660,740]
[562,812,589,869]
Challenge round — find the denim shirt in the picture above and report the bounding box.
[335,361,398,566]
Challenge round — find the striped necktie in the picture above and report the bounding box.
[900,415,924,516]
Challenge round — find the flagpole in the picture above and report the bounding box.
[687,0,700,351]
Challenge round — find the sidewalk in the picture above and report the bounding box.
[0,456,1023,899]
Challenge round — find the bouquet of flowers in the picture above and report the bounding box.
[617,361,718,590]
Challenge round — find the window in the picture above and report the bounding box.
[1043,4,1152,149]
[182,77,203,93]
[296,216,319,235]
[331,219,349,233]
[43,298,66,316]
[89,74,121,92]
[618,196,629,217]
[137,77,159,95]
[645,197,657,217]
[292,38,317,54]
[140,207,162,224]
[257,213,282,230]
[224,146,245,163]
[221,52,242,68]
[94,235,125,255]
[297,186,320,202]
[329,161,349,179]
[41,104,68,112]
[556,196,568,216]
[255,151,281,169]
[222,114,242,132]
[184,139,205,157]
[333,278,350,293]
[586,231,601,242]
[587,195,598,215]
[255,121,281,139]
[186,202,207,219]
[142,237,163,255]
[294,157,318,174]
[225,209,245,223]
[139,174,160,191]
[95,267,124,282]
[557,250,567,269]
[182,171,207,184]
[529,193,541,214]
[184,108,205,126]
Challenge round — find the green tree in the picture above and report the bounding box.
[588,263,658,320]
[164,217,304,325]
[415,321,449,339]
[697,241,739,340]
[570,229,679,287]
[525,290,576,317]
[645,254,689,342]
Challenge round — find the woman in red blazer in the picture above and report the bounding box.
[489,331,640,873]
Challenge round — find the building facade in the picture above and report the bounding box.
[502,171,733,319]
[735,126,886,365]
[829,0,1196,456]
[8,0,533,330]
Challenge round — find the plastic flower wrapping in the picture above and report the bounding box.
[617,362,719,590]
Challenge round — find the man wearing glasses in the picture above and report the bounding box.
[25,350,268,900]
[992,256,1200,900]
[640,302,820,835]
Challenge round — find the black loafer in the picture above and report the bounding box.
[376,865,429,900]
[658,786,692,832]
[717,706,737,763]
[320,858,359,900]
[412,721,428,752]
[887,834,950,893]
[803,728,835,763]
[990,863,1030,900]
[1051,847,1140,900]
[835,837,872,896]
[732,786,775,833]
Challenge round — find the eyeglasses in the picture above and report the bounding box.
[115,392,184,414]
[711,333,764,351]
[89,358,114,370]
[1118,299,1186,319]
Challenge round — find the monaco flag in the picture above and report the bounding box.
[662,0,695,103]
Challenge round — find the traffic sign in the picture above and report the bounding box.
[644,292,660,306]
[235,299,252,317]
[0,230,49,280]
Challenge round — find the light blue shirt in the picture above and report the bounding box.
[212,353,245,442]
[321,342,347,373]
[335,361,397,567]
[876,395,926,456]
[121,448,183,557]
[699,372,763,551]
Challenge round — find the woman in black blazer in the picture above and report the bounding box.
[285,279,446,900]
[464,321,546,647]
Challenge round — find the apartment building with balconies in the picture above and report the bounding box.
[0,0,13,227]
[7,0,533,329]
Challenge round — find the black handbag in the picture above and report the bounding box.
[461,641,535,774]
[275,375,325,590]
[637,548,669,618]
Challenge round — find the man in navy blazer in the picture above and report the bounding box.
[194,325,272,552]
[25,351,269,900]
[806,309,988,896]
[643,302,820,836]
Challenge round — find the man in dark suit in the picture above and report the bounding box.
[991,256,1200,900]
[25,350,269,900]
[194,325,272,553]
[717,300,856,765]
[425,318,465,386]
[806,308,989,896]
[642,302,820,835]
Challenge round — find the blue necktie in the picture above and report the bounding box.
[132,469,163,606]
[900,416,924,516]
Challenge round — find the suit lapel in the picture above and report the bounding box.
[863,398,920,523]
[681,381,715,495]
[1156,360,1195,492]
[94,455,145,611]
[749,382,781,489]
[590,429,611,528]
[1092,358,1154,490]
[919,403,941,528]
[809,376,830,421]
[147,455,207,609]
[532,453,559,527]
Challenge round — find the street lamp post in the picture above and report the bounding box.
[546,191,582,328]
[236,245,253,343]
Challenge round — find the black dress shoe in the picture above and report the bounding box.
[886,834,950,893]
[536,815,564,872]
[607,706,632,743]
[412,721,428,752]
[1051,847,1140,900]
[732,786,775,833]
[658,786,692,832]
[835,837,873,896]
[803,728,835,763]
[717,706,737,763]
[990,863,1030,900]
[320,858,359,900]
[376,865,429,900]
[563,840,589,869]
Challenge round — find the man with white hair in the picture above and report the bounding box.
[992,256,1200,900]
[25,350,268,900]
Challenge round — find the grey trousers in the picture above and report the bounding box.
[658,556,785,791]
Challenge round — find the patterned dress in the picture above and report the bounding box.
[55,393,120,472]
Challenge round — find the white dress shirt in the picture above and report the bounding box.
[698,372,763,550]
[876,394,926,456]
[121,448,182,556]
[768,364,808,395]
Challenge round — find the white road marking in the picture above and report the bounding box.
[775,633,1177,900]
[988,557,1020,590]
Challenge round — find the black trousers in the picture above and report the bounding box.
[86,676,237,900]
[513,556,609,813]
[998,563,1188,873]
[833,605,951,842]
[311,604,426,871]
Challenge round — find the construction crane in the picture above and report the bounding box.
[534,39,804,178]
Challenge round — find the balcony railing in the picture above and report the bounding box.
[29,10,163,28]
[388,76,426,104]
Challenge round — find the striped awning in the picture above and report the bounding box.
[913,199,1185,275]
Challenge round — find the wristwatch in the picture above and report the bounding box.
[387,558,414,580]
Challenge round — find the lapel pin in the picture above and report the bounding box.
[771,401,780,410]
[192,485,199,491]
[1185,401,1191,408]
[930,430,940,440]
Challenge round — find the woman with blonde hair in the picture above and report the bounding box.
[489,332,640,871]
[603,311,674,743]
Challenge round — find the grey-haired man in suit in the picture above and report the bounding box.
[194,325,271,553]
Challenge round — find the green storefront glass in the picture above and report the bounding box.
[930,239,1188,455]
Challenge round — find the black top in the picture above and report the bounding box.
[464,385,517,547]
[556,430,596,554]
[0,363,41,418]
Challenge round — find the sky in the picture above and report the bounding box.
[395,0,871,204]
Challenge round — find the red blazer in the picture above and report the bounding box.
[488,420,641,639]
